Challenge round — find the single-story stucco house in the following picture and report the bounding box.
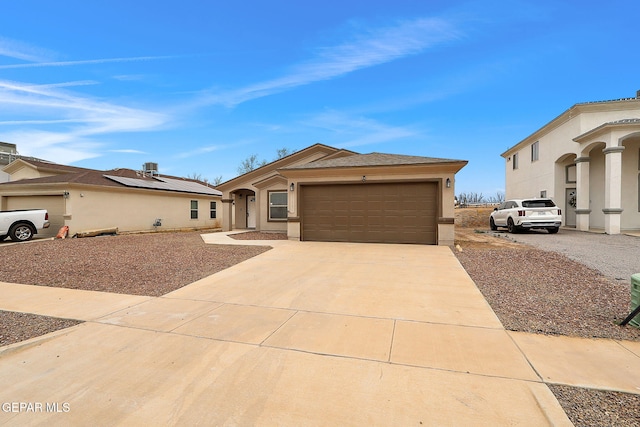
[501,91,640,234]
[217,143,467,245]
[0,159,222,238]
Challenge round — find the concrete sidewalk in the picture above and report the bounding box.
[0,237,638,425]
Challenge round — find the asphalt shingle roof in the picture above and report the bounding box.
[0,161,219,196]
[281,152,466,170]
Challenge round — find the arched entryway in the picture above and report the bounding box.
[232,189,256,229]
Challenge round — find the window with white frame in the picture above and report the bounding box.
[268,191,287,221]
[512,153,519,170]
[190,200,198,219]
[531,141,539,162]
[210,201,217,219]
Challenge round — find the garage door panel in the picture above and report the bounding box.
[301,182,438,245]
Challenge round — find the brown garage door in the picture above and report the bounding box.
[6,196,65,239]
[301,182,438,244]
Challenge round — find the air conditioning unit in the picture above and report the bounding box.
[143,162,158,175]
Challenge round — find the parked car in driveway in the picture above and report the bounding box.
[0,209,50,242]
[490,199,562,233]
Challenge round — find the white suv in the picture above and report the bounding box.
[490,199,562,234]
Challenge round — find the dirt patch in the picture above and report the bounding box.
[455,206,495,229]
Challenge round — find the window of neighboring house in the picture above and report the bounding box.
[210,201,217,219]
[190,200,198,219]
[540,190,547,198]
[512,153,519,170]
[531,141,539,162]
[268,191,288,221]
[566,165,577,184]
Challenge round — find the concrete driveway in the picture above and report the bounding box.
[0,239,574,425]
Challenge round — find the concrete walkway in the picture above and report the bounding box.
[0,235,638,425]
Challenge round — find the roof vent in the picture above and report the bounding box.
[143,162,158,176]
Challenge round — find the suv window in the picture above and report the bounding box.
[522,199,556,208]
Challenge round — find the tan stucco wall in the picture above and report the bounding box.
[257,184,288,233]
[65,188,221,234]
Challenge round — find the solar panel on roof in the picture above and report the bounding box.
[103,175,221,196]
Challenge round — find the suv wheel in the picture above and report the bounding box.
[507,218,519,234]
[489,217,498,231]
[547,227,559,234]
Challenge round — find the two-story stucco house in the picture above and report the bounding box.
[502,92,640,234]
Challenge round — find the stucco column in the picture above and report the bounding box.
[221,199,233,231]
[574,157,591,231]
[438,176,456,246]
[602,146,625,234]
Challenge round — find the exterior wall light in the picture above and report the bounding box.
[446,178,451,188]
[290,183,295,192]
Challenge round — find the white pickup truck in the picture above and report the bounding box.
[0,209,50,242]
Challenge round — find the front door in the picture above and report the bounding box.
[565,188,576,227]
[247,196,256,228]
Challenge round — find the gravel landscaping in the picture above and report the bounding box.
[0,311,81,347]
[549,384,640,427]
[493,228,640,283]
[230,231,289,240]
[455,243,640,341]
[0,231,271,296]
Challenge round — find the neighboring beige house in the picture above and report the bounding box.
[502,91,640,234]
[0,159,222,238]
[217,143,467,245]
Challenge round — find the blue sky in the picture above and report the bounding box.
[1,1,639,195]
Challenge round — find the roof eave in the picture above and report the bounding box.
[501,97,640,157]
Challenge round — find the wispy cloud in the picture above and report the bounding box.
[0,55,177,70]
[0,78,167,163]
[0,36,55,62]
[176,140,255,159]
[201,17,462,107]
[302,110,418,148]
[109,149,147,154]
